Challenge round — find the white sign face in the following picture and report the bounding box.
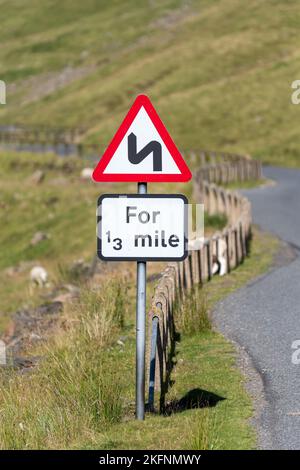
[103,107,181,175]
[97,194,188,261]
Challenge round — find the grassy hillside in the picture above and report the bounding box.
[0,0,300,166]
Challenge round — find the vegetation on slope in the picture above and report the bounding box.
[0,0,300,166]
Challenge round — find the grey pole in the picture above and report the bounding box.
[136,181,147,420]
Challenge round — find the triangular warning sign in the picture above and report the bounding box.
[92,94,192,182]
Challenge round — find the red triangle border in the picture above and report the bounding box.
[92,94,192,183]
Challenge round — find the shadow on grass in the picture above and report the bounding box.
[163,388,225,416]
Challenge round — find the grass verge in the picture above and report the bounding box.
[0,227,279,449]
[0,279,129,449]
[224,179,271,191]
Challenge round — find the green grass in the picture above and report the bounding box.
[0,280,129,449]
[93,228,278,450]
[204,213,227,231]
[224,179,271,190]
[205,227,279,308]
[94,331,255,450]
[1,0,300,166]
[0,226,278,449]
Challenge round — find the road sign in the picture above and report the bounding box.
[97,194,188,261]
[92,94,192,182]
[94,95,191,421]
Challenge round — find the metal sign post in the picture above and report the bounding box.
[93,95,192,421]
[97,193,188,420]
[136,181,147,420]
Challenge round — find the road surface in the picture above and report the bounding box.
[213,166,300,450]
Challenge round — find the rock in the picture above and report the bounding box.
[35,301,63,316]
[13,356,40,369]
[29,333,43,342]
[28,170,45,185]
[30,266,48,286]
[80,167,93,180]
[14,308,35,329]
[5,261,37,277]
[30,231,49,246]
[5,266,20,277]
[5,261,34,277]
[117,339,125,347]
[62,283,80,295]
[40,283,80,302]
[70,258,91,279]
[52,293,75,304]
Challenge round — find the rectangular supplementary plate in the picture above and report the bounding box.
[97,194,188,261]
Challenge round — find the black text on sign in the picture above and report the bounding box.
[97,194,188,261]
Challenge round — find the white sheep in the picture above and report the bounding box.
[212,238,227,276]
[80,168,93,180]
[188,237,204,251]
[30,266,48,287]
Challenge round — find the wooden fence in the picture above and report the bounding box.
[0,127,263,176]
[0,125,103,159]
[0,125,260,410]
[147,152,260,411]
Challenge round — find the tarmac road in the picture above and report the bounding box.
[213,166,300,450]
